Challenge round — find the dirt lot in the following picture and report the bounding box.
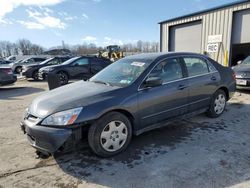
[0,80,250,188]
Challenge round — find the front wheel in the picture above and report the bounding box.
[88,112,132,157]
[207,89,227,118]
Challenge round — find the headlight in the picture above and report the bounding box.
[41,107,83,126]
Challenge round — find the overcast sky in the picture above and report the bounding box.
[0,0,236,48]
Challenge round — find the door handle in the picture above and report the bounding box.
[211,76,217,81]
[178,84,188,90]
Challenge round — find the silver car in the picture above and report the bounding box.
[10,57,48,74]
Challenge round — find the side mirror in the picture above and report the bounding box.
[144,77,163,88]
[237,60,242,65]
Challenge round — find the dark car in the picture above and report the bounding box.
[0,65,17,86]
[22,57,71,80]
[38,56,111,85]
[233,55,250,90]
[21,52,236,157]
[0,60,11,65]
[11,57,48,74]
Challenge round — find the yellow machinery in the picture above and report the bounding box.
[98,45,124,62]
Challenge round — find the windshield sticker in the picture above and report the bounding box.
[120,80,131,84]
[131,62,145,67]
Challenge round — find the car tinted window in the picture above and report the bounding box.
[242,56,250,64]
[91,58,109,66]
[24,58,34,63]
[149,58,183,83]
[34,58,46,62]
[183,57,209,77]
[73,58,89,66]
[47,59,60,65]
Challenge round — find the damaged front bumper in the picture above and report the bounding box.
[20,120,72,154]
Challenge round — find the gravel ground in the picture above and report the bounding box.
[0,80,250,188]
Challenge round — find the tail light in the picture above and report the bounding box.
[2,68,13,75]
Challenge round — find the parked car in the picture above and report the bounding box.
[233,55,250,89]
[21,52,236,157]
[10,57,48,74]
[0,60,11,65]
[38,56,111,85]
[22,57,71,80]
[0,65,17,86]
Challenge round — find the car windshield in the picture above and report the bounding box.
[242,56,250,65]
[39,58,54,65]
[90,58,152,87]
[62,57,80,65]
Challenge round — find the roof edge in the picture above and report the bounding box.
[158,0,250,24]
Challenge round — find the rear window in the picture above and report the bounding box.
[183,57,209,77]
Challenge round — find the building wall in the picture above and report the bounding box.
[160,1,250,65]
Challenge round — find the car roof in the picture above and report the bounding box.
[125,52,205,61]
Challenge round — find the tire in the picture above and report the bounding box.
[88,112,132,157]
[15,66,22,74]
[58,72,68,85]
[207,89,227,118]
[32,71,39,81]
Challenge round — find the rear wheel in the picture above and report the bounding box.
[58,72,68,85]
[88,112,132,157]
[207,89,227,118]
[32,71,39,81]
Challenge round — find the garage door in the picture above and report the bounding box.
[232,9,250,44]
[169,21,202,53]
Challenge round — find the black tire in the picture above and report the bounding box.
[32,71,39,81]
[15,66,22,74]
[58,72,68,85]
[207,89,227,118]
[88,112,132,157]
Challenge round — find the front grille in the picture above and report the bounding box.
[236,72,250,79]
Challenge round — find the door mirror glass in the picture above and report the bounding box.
[237,60,242,65]
[144,77,163,88]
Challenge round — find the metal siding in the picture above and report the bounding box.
[169,21,202,53]
[160,1,250,65]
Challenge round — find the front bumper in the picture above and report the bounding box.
[22,70,32,78]
[20,120,72,154]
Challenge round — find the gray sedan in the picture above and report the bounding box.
[21,52,236,157]
[233,55,250,90]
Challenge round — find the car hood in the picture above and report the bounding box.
[233,64,250,72]
[29,81,120,118]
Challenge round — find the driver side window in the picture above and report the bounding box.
[73,58,89,66]
[48,60,59,65]
[148,58,183,83]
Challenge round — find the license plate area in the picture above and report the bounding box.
[236,79,247,86]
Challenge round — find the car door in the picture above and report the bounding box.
[68,58,90,79]
[181,56,220,112]
[138,57,189,128]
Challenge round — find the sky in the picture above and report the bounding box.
[0,0,238,48]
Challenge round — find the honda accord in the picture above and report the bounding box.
[21,53,236,157]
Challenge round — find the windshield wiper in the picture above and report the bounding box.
[92,80,112,86]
